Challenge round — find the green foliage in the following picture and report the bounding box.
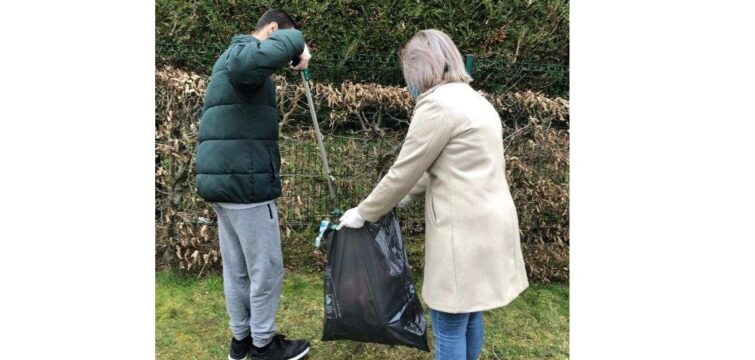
[156,270,569,359]
[156,0,569,95]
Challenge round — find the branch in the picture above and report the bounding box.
[280,87,304,128]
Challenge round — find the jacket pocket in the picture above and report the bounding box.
[267,147,279,180]
[428,190,438,223]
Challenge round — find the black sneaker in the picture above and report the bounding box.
[250,334,310,360]
[229,335,252,360]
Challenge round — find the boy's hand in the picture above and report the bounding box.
[290,43,311,71]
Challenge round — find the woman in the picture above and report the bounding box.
[337,29,529,360]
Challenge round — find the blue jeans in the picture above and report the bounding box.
[430,309,484,360]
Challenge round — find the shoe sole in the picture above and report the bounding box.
[236,345,309,360]
[288,346,310,360]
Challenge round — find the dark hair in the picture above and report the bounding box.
[255,9,296,31]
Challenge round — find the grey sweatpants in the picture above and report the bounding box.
[213,202,283,347]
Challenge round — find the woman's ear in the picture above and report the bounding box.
[269,22,279,33]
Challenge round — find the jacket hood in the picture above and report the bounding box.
[231,34,258,44]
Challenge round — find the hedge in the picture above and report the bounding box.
[155,66,569,282]
[156,0,569,95]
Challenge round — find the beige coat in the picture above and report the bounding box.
[358,82,529,313]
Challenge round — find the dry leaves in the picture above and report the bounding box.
[155,66,569,282]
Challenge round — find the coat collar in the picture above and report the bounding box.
[416,81,467,102]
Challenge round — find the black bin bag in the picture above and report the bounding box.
[322,211,429,351]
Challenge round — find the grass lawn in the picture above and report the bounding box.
[156,270,568,359]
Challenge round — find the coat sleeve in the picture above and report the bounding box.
[226,29,305,87]
[357,100,455,222]
[407,172,430,201]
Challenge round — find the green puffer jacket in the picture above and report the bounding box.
[196,30,305,203]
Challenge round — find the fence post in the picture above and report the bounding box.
[464,54,474,75]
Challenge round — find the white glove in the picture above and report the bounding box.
[397,195,412,208]
[290,43,311,71]
[336,207,365,230]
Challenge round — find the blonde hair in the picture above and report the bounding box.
[398,29,472,93]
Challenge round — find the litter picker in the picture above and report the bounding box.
[301,68,342,246]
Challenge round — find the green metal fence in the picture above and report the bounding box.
[155,44,569,229]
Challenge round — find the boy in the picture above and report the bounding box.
[195,8,312,360]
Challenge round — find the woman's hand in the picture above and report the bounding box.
[336,207,365,230]
[397,195,413,208]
